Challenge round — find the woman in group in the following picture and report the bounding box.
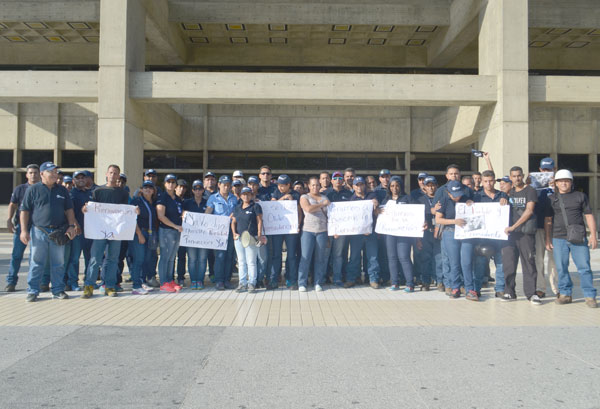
[382,176,417,292]
[232,186,265,293]
[129,180,157,295]
[297,176,330,292]
[183,180,209,290]
[156,174,184,293]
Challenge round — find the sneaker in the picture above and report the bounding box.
[466,290,479,301]
[198,283,205,290]
[404,286,414,293]
[451,289,460,299]
[501,293,516,302]
[285,279,293,288]
[298,286,307,292]
[172,281,183,291]
[343,282,355,289]
[82,285,94,299]
[529,294,542,306]
[255,280,264,289]
[216,282,225,291]
[436,283,445,292]
[147,277,160,288]
[160,282,177,293]
[209,275,216,283]
[535,290,546,298]
[105,288,117,297]
[52,291,69,300]
[315,284,323,292]
[98,285,106,294]
[236,284,247,293]
[585,298,597,308]
[388,285,399,291]
[141,283,154,292]
[115,285,124,293]
[40,284,50,292]
[555,294,572,305]
[178,279,185,288]
[5,284,16,292]
[421,284,430,291]
[495,291,505,298]
[224,282,236,290]
[26,293,37,302]
[132,287,149,295]
[370,282,380,289]
[248,284,256,293]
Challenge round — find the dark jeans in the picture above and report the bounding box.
[214,233,234,284]
[270,234,299,285]
[176,246,187,281]
[502,232,537,299]
[7,225,27,285]
[415,230,441,285]
[385,235,415,287]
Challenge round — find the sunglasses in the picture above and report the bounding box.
[193,187,203,191]
[260,172,271,175]
[332,177,343,181]
[165,180,176,184]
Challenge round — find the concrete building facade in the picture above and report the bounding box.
[0,0,599,222]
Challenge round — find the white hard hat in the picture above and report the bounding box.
[232,170,244,177]
[554,169,573,181]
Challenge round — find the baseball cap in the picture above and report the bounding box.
[247,176,259,184]
[25,164,39,170]
[142,180,155,189]
[424,176,437,185]
[218,175,231,184]
[119,173,127,180]
[40,161,58,172]
[73,170,85,178]
[144,169,157,176]
[496,176,511,184]
[277,174,291,185]
[176,179,187,186]
[83,170,93,178]
[232,179,243,186]
[192,180,204,188]
[390,175,403,185]
[539,157,555,170]
[164,174,177,182]
[241,187,252,194]
[379,169,391,176]
[293,180,303,186]
[204,171,215,178]
[233,170,244,177]
[554,169,573,180]
[353,176,366,185]
[418,172,429,179]
[63,176,73,183]
[447,180,464,197]
[332,171,343,179]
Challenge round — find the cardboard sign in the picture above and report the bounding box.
[454,202,510,240]
[260,200,299,235]
[327,200,374,236]
[375,203,425,238]
[180,211,230,250]
[84,202,137,241]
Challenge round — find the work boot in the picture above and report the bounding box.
[585,298,597,308]
[555,294,572,305]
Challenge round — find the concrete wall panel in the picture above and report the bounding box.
[59,103,98,150]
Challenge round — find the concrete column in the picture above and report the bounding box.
[97,0,145,184]
[477,0,529,176]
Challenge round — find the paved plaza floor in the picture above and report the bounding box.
[0,232,599,408]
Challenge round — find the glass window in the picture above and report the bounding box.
[0,150,13,167]
[21,150,53,167]
[572,176,589,197]
[0,173,13,204]
[411,153,471,172]
[558,154,589,172]
[326,154,365,171]
[61,150,95,168]
[365,153,401,170]
[287,153,327,170]
[144,151,176,169]
[245,152,286,170]
[209,151,247,169]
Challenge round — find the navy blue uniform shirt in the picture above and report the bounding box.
[474,190,508,203]
[70,187,94,231]
[20,182,73,228]
[437,191,468,220]
[131,196,157,231]
[325,187,353,202]
[257,184,277,201]
[156,192,183,229]
[233,201,263,236]
[183,197,208,214]
[271,188,301,201]
[10,183,32,223]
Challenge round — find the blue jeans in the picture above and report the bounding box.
[348,234,380,284]
[130,231,152,289]
[86,239,121,288]
[440,230,451,288]
[270,234,299,285]
[187,246,209,283]
[458,238,477,292]
[234,239,259,286]
[416,230,441,285]
[377,234,390,282]
[385,235,415,287]
[7,224,27,285]
[214,231,234,284]
[66,234,92,287]
[298,231,329,287]
[442,229,473,291]
[158,227,180,285]
[553,238,596,298]
[257,239,273,284]
[27,227,66,295]
[331,235,348,284]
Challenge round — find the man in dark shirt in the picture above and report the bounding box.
[410,172,428,201]
[257,165,277,201]
[82,164,131,298]
[414,175,442,291]
[326,171,353,286]
[5,164,40,292]
[20,162,77,302]
[502,166,540,305]
[545,169,597,308]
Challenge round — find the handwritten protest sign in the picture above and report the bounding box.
[454,202,510,240]
[260,200,299,235]
[529,172,553,190]
[84,202,137,240]
[375,203,425,238]
[327,200,373,236]
[180,211,230,250]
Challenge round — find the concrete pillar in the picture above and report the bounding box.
[97,0,145,184]
[477,0,529,176]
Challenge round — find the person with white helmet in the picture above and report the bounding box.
[544,169,598,308]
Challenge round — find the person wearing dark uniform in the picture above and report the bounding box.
[183,180,209,290]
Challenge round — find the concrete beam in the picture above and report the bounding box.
[529,76,600,106]
[141,103,182,149]
[427,0,481,68]
[130,72,497,106]
[432,106,482,151]
[529,0,600,29]
[168,0,450,25]
[142,0,188,65]
[0,0,100,21]
[0,71,98,102]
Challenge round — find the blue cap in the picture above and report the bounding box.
[164,174,177,182]
[447,180,464,197]
[390,175,403,185]
[192,180,203,188]
[418,172,429,179]
[144,169,157,176]
[73,170,85,178]
[247,176,259,184]
[63,176,73,183]
[177,179,187,186]
[219,175,231,184]
[539,157,555,170]
[40,161,58,172]
[83,170,93,178]
[293,180,303,186]
[424,176,437,185]
[142,180,155,188]
[204,172,215,178]
[496,176,512,183]
[277,174,291,185]
[232,179,243,186]
[241,187,252,194]
[119,173,127,180]
[379,169,391,176]
[353,176,366,185]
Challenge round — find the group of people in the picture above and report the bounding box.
[5,155,598,308]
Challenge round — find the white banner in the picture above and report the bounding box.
[529,172,553,190]
[260,200,299,235]
[84,202,137,241]
[375,203,425,238]
[454,202,510,240]
[180,211,230,250]
[327,200,373,236]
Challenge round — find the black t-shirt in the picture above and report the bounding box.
[474,190,508,203]
[233,201,263,236]
[92,186,129,205]
[20,182,74,228]
[156,192,183,229]
[547,191,592,239]
[508,185,537,226]
[271,189,300,201]
[257,184,277,201]
[325,187,353,202]
[183,198,208,214]
[535,188,553,229]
